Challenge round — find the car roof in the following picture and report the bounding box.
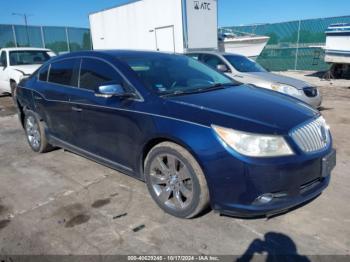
[49,50,184,62]
[1,47,52,52]
[102,49,178,58]
[186,50,245,57]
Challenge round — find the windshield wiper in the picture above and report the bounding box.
[203,82,235,89]
[160,90,188,97]
[160,82,235,97]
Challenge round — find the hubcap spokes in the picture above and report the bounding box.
[26,116,40,149]
[150,154,193,210]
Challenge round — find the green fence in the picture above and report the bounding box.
[221,15,350,71]
[0,24,91,54]
[3,16,350,71]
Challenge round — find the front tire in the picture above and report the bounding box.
[24,111,52,153]
[144,142,209,218]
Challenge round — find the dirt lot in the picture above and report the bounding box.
[0,72,349,258]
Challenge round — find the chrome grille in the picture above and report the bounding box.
[290,117,330,153]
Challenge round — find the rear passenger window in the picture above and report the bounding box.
[79,58,123,91]
[39,65,49,81]
[48,59,78,86]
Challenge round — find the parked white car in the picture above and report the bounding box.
[186,51,322,108]
[0,47,55,98]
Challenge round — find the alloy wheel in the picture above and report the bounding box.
[149,154,193,211]
[26,116,41,150]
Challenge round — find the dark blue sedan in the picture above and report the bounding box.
[15,50,336,218]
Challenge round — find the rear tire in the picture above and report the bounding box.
[144,142,209,218]
[24,111,53,153]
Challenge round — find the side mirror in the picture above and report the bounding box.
[217,64,229,73]
[95,83,134,98]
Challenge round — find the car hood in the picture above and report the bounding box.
[11,64,41,75]
[243,72,311,90]
[165,85,319,134]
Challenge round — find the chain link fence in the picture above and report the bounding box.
[221,15,350,71]
[3,15,350,71]
[0,24,92,54]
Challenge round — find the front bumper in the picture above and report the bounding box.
[218,175,330,218]
[205,146,335,218]
[299,95,322,109]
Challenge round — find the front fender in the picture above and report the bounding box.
[137,116,226,196]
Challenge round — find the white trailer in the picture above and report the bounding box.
[325,23,350,64]
[89,0,218,53]
[324,23,350,78]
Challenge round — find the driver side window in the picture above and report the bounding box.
[79,58,124,91]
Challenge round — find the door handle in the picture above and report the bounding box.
[34,95,43,100]
[71,106,82,112]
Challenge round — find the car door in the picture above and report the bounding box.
[34,58,80,143]
[69,57,142,171]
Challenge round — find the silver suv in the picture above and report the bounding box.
[186,51,322,108]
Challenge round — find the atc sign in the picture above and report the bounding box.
[194,1,211,10]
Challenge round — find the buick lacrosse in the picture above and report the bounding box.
[16,50,335,218]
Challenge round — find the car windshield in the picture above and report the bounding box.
[9,50,51,65]
[223,55,266,73]
[121,54,237,96]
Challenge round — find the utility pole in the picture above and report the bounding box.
[294,19,301,71]
[12,13,32,46]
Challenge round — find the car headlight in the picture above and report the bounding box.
[212,125,294,157]
[271,83,300,96]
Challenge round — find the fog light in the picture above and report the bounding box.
[255,193,274,204]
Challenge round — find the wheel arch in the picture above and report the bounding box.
[19,102,45,128]
[8,70,22,84]
[16,87,48,138]
[16,98,25,128]
[139,135,206,182]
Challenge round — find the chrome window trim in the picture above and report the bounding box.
[37,55,144,102]
[38,57,81,89]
